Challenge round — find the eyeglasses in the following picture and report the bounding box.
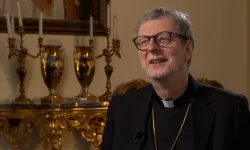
[132,31,188,51]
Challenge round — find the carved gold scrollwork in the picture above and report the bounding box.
[81,113,106,149]
[0,116,39,148]
[67,111,107,150]
[0,107,108,150]
[38,111,67,150]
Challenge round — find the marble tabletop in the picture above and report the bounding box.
[0,98,108,109]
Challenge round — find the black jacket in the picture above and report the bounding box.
[101,77,250,150]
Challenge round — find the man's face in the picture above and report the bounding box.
[137,17,193,79]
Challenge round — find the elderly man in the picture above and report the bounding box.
[100,7,250,150]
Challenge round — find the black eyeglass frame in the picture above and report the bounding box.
[132,31,189,51]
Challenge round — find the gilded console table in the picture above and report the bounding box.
[0,100,108,150]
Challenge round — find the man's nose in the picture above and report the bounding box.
[147,38,159,52]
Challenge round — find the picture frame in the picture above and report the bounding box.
[0,0,109,36]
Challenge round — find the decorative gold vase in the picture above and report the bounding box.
[40,45,64,103]
[74,46,97,101]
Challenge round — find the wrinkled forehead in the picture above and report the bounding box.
[138,17,177,36]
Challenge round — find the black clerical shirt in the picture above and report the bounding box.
[142,85,193,150]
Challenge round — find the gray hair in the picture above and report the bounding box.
[134,7,195,48]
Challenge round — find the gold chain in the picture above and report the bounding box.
[152,103,190,150]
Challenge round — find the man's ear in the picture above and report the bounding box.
[185,40,193,61]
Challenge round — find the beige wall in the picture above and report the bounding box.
[0,0,248,150]
[246,0,250,100]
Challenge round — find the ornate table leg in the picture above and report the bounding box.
[67,111,107,150]
[0,116,39,148]
[38,111,67,150]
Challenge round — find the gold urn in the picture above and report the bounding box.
[74,46,96,101]
[40,45,64,103]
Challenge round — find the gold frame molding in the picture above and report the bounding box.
[197,78,224,89]
[114,77,224,95]
[115,79,150,95]
[0,0,108,36]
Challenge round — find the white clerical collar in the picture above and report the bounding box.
[162,100,174,108]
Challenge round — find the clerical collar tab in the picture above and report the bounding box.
[162,100,174,108]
